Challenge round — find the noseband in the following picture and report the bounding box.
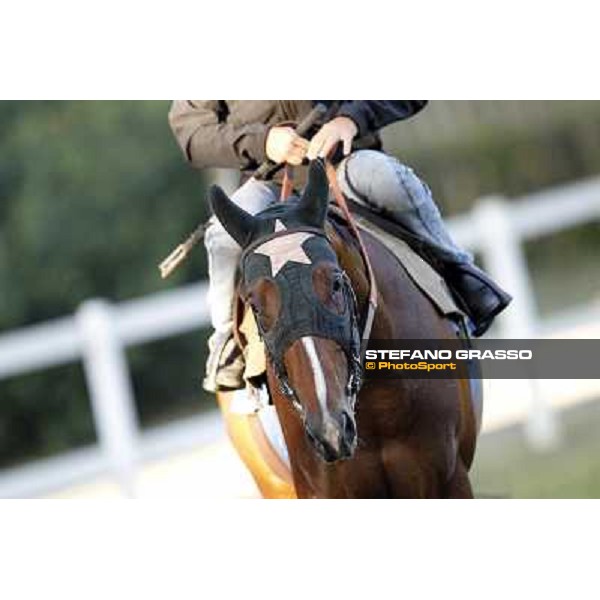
[240,226,363,417]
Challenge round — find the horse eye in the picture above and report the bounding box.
[332,275,343,293]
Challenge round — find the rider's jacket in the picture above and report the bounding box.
[168,100,427,186]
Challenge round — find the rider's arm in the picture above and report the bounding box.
[336,101,428,137]
[168,100,269,170]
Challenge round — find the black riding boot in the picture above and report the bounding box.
[441,262,512,336]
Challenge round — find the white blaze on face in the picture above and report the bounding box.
[300,336,328,417]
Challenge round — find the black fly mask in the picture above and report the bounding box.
[209,160,363,410]
[240,221,362,403]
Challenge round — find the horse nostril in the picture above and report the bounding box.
[305,426,317,446]
[306,425,325,452]
[342,412,357,441]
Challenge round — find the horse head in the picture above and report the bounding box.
[209,160,362,462]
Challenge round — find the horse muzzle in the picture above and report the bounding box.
[305,411,357,463]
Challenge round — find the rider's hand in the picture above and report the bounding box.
[265,126,309,166]
[306,116,359,160]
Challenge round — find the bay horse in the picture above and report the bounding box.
[210,160,480,498]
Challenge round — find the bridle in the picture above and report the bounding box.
[238,157,379,420]
[245,103,379,419]
[240,225,364,419]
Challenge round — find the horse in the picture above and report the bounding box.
[210,160,481,498]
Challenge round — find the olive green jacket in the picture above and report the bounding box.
[168,100,427,182]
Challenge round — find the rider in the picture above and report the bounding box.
[168,101,512,392]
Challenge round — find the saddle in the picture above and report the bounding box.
[328,203,466,321]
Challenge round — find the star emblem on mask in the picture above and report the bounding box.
[253,220,314,277]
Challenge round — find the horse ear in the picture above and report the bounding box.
[296,159,330,228]
[208,185,256,247]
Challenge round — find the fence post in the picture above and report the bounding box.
[76,299,140,497]
[473,196,560,450]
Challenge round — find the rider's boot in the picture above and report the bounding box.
[202,328,245,393]
[439,261,512,336]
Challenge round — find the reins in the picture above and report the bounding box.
[325,162,378,358]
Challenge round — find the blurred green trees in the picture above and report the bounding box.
[0,101,213,467]
[384,100,600,213]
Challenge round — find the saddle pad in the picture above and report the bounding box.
[229,387,289,468]
[228,388,292,479]
[255,403,291,470]
[219,389,295,498]
[353,215,465,319]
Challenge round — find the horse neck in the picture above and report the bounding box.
[325,217,400,341]
[325,219,371,315]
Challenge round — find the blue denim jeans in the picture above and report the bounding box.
[204,150,471,333]
[337,150,472,265]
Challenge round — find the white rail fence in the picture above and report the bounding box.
[1,175,600,498]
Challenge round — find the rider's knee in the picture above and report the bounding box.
[231,178,278,216]
[339,149,430,214]
[204,215,242,255]
[205,179,277,255]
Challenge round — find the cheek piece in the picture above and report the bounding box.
[241,230,363,418]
